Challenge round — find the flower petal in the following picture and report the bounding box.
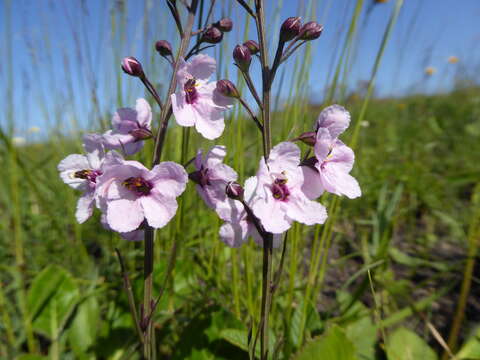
[204,145,227,168]
[252,196,291,234]
[107,198,144,232]
[58,154,90,190]
[76,191,95,224]
[149,162,187,198]
[171,92,196,127]
[186,54,216,81]
[194,106,225,140]
[316,104,351,138]
[135,98,152,128]
[140,193,178,229]
[219,220,249,248]
[321,163,361,199]
[285,191,328,226]
[301,165,324,199]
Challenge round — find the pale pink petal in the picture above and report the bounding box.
[120,229,144,241]
[252,197,291,234]
[107,198,144,232]
[268,142,301,176]
[285,192,328,225]
[194,106,225,140]
[244,176,258,202]
[194,149,203,170]
[171,92,196,127]
[186,54,216,81]
[328,140,355,173]
[58,154,90,190]
[83,134,105,164]
[210,164,237,182]
[204,145,227,168]
[135,98,152,128]
[112,108,138,132]
[76,191,95,223]
[316,104,351,138]
[301,165,324,199]
[140,193,177,229]
[321,163,361,199]
[314,128,333,161]
[219,220,249,248]
[149,162,188,197]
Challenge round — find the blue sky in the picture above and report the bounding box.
[1,0,480,135]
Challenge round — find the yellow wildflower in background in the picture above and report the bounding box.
[425,66,436,76]
[447,56,459,64]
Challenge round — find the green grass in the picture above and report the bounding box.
[1,0,480,359]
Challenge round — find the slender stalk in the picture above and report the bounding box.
[141,77,164,111]
[239,97,263,132]
[239,69,263,111]
[235,0,256,19]
[115,248,144,343]
[443,183,480,359]
[253,1,273,358]
[142,4,199,357]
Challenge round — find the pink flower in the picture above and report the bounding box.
[251,142,328,234]
[96,157,187,233]
[57,134,109,223]
[302,128,361,199]
[316,104,351,138]
[171,54,233,140]
[218,177,282,248]
[103,98,152,155]
[190,145,238,211]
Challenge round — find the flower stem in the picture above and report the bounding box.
[253,1,273,358]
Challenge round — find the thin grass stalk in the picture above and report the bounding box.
[443,183,480,358]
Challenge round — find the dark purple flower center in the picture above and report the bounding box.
[271,178,290,201]
[122,176,153,196]
[189,166,210,187]
[74,169,102,183]
[184,78,199,104]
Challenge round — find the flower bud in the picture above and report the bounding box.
[214,18,233,32]
[202,26,224,44]
[243,40,260,55]
[226,181,244,200]
[233,45,252,72]
[155,40,173,57]
[130,128,153,141]
[121,56,144,77]
[294,131,316,146]
[216,80,240,99]
[280,17,302,42]
[299,21,323,41]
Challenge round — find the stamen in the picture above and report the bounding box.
[122,176,153,196]
[184,78,199,104]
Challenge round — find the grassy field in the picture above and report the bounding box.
[1,0,480,359]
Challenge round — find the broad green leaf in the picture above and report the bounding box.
[346,317,377,360]
[27,265,80,338]
[456,326,480,359]
[386,327,437,360]
[293,325,357,360]
[220,328,276,359]
[68,295,100,355]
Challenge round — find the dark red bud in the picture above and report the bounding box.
[243,40,260,55]
[294,131,316,146]
[202,26,224,44]
[233,45,252,72]
[280,17,302,42]
[216,80,240,98]
[130,128,153,141]
[214,18,233,32]
[299,21,323,41]
[226,181,244,200]
[121,57,144,77]
[155,40,173,57]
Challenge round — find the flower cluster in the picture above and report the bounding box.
[191,105,360,248]
[58,117,187,240]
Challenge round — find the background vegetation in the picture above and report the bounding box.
[1,0,480,359]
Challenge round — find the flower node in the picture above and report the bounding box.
[184,78,199,104]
